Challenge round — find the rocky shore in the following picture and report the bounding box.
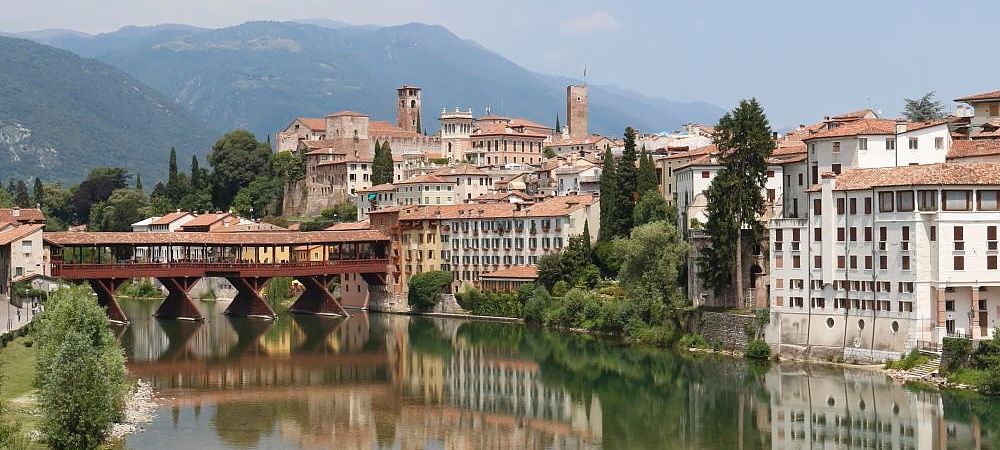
[109,379,156,440]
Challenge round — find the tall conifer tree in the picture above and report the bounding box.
[372,141,394,185]
[32,178,44,206]
[614,127,639,236]
[637,145,658,196]
[598,146,618,240]
[168,147,178,184]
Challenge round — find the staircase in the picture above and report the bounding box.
[907,358,941,379]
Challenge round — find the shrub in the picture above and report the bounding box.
[199,288,217,302]
[884,349,929,371]
[119,279,161,298]
[941,337,973,373]
[407,271,453,311]
[745,339,771,359]
[35,286,128,450]
[626,324,675,346]
[679,333,708,349]
[523,286,550,323]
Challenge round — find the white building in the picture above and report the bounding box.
[770,163,1000,362]
[395,174,456,206]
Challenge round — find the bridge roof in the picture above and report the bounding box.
[45,230,389,247]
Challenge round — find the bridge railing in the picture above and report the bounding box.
[51,257,389,274]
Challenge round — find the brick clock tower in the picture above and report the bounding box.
[397,85,422,133]
[566,84,588,140]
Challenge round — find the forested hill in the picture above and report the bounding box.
[0,36,216,183]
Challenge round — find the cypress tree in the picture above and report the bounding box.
[13,180,30,208]
[637,145,658,196]
[555,114,561,133]
[135,174,143,190]
[32,177,44,207]
[190,155,201,190]
[598,145,618,240]
[168,147,178,184]
[615,127,639,236]
[698,98,775,305]
[372,141,394,185]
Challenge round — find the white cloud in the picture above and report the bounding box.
[559,11,620,34]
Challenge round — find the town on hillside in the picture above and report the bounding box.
[5,84,1000,366]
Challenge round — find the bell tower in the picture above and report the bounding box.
[566,84,588,140]
[396,85,422,133]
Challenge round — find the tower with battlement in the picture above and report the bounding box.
[566,85,588,140]
[396,86,422,134]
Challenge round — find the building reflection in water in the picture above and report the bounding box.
[117,299,994,450]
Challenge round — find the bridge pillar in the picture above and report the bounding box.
[289,275,348,317]
[224,277,276,319]
[154,277,204,321]
[88,278,129,324]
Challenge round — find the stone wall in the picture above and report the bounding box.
[688,310,758,351]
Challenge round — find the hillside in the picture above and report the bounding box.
[0,36,217,183]
[23,21,723,139]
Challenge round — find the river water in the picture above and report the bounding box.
[114,298,998,450]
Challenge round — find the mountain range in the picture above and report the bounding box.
[2,20,724,183]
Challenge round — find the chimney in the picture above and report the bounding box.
[11,207,19,217]
[895,119,908,134]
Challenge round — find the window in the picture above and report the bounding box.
[836,198,845,214]
[837,227,845,241]
[814,256,822,268]
[990,255,998,270]
[990,226,997,241]
[946,300,955,311]
[930,225,937,241]
[902,255,911,270]
[775,255,783,269]
[886,138,896,150]
[879,227,887,241]
[792,255,801,268]
[879,255,888,270]
[850,255,857,269]
[897,191,914,211]
[879,191,894,212]
[943,190,972,211]
[909,137,918,150]
[811,165,818,184]
[849,198,857,215]
[792,228,800,242]
[701,171,710,178]
[954,226,964,242]
[954,255,965,271]
[864,226,872,241]
[864,255,872,269]
[837,256,846,268]
[864,197,872,214]
[832,163,842,175]
[849,227,857,241]
[935,137,944,150]
[918,190,937,211]
[813,199,822,215]
[814,228,823,241]
[859,138,868,150]
[832,142,841,154]
[978,190,1000,210]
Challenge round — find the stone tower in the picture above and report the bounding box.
[566,84,588,140]
[396,85,422,133]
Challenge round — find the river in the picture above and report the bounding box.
[113,298,998,450]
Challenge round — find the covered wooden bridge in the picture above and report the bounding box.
[45,230,391,323]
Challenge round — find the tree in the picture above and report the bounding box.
[536,252,564,290]
[0,187,12,208]
[407,270,453,311]
[190,155,202,191]
[32,178,44,207]
[372,141,394,185]
[87,167,130,190]
[598,146,619,240]
[271,151,305,184]
[71,168,130,223]
[633,190,674,227]
[615,221,688,327]
[231,176,282,219]
[698,98,774,304]
[555,114,561,133]
[12,180,30,207]
[92,188,148,232]
[40,183,73,230]
[168,147,178,185]
[319,202,357,222]
[612,127,639,237]
[208,130,272,209]
[135,173,142,190]
[637,146,658,196]
[543,147,556,158]
[35,286,127,450]
[903,91,945,122]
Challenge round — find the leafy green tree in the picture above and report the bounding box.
[633,190,675,227]
[35,286,127,450]
[615,127,639,235]
[319,202,357,222]
[543,147,556,158]
[903,91,945,122]
[0,188,12,208]
[208,130,272,209]
[40,183,73,229]
[71,168,130,223]
[147,195,174,216]
[615,221,688,327]
[637,146,658,197]
[698,98,774,301]
[32,177,44,206]
[372,141,394,185]
[407,270,453,311]
[12,180,30,207]
[231,176,282,219]
[92,188,148,231]
[271,151,306,184]
[598,145,619,240]
[86,167,130,190]
[536,252,564,290]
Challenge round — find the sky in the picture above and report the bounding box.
[2,0,998,129]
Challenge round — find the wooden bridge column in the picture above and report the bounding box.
[290,275,348,317]
[154,277,204,321]
[88,278,129,324]
[224,277,276,319]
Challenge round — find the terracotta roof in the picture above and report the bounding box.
[0,223,44,246]
[359,183,396,192]
[299,118,326,131]
[522,194,596,217]
[302,141,344,151]
[829,108,877,120]
[477,114,509,121]
[316,155,373,166]
[0,208,45,224]
[150,211,192,226]
[369,121,424,139]
[214,222,288,233]
[326,221,370,231]
[546,136,601,147]
[395,173,452,185]
[509,118,553,131]
[399,203,517,221]
[472,123,548,139]
[831,163,1000,191]
[179,213,234,229]
[480,266,538,280]
[472,191,532,203]
[327,110,368,117]
[904,118,951,132]
[955,90,1000,103]
[802,119,897,141]
[772,139,807,156]
[663,144,716,160]
[45,229,389,246]
[770,153,808,164]
[432,164,488,176]
[947,139,1000,160]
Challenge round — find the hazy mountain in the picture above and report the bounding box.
[0,36,216,183]
[24,21,723,139]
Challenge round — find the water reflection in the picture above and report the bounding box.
[116,299,998,450]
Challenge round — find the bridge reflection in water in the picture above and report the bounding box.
[117,298,996,450]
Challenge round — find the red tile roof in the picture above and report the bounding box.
[481,266,538,280]
[509,118,553,131]
[369,121,424,139]
[45,229,389,246]
[955,90,1000,103]
[432,164,488,176]
[359,183,396,192]
[327,110,368,117]
[396,173,452,185]
[802,119,897,141]
[832,163,1000,191]
[0,224,44,246]
[299,118,326,131]
[327,221,370,231]
[178,213,234,230]
[0,208,45,224]
[472,123,548,139]
[522,194,596,217]
[214,222,288,233]
[947,139,1000,160]
[399,203,517,221]
[150,211,192,226]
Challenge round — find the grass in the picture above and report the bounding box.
[948,368,988,387]
[884,349,930,371]
[0,336,44,449]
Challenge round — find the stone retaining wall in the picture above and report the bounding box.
[688,310,758,351]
